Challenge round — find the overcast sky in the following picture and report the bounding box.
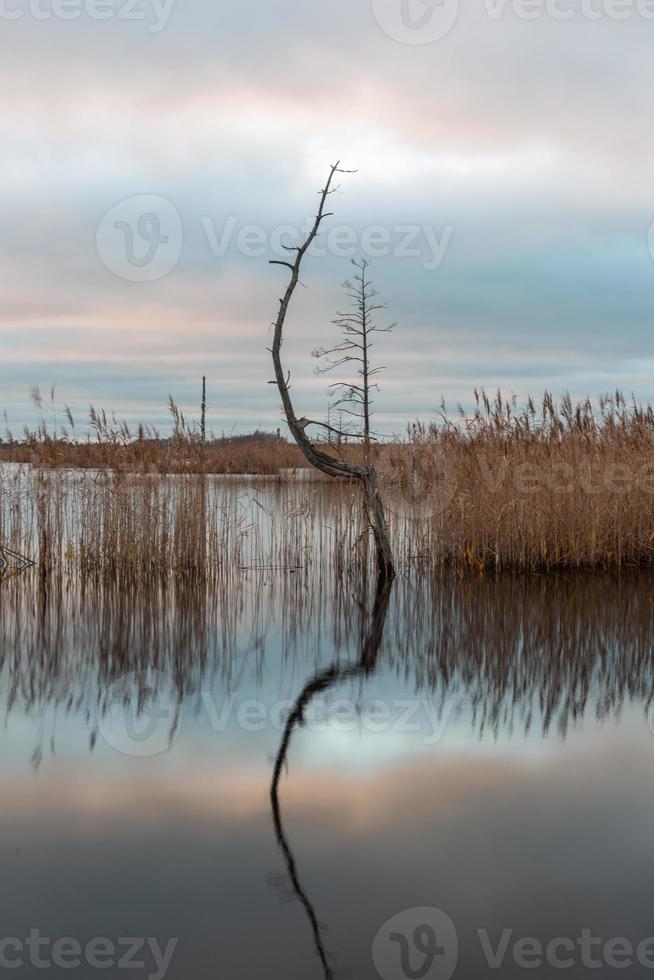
[2,0,654,435]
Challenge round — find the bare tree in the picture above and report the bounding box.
[313,258,394,466]
[269,163,395,580]
[200,376,207,443]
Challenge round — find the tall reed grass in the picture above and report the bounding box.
[380,390,654,570]
[3,390,654,572]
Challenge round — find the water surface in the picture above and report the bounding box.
[2,500,654,979]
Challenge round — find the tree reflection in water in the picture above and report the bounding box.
[2,569,654,747]
[269,573,394,979]
[2,565,654,973]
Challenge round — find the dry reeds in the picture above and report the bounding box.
[0,465,368,578]
[3,389,654,573]
[379,390,654,571]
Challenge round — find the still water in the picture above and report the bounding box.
[2,547,654,978]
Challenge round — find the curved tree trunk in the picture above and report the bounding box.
[270,569,394,977]
[269,162,395,580]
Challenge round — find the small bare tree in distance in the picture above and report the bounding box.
[312,258,394,467]
[268,163,395,580]
[200,376,207,443]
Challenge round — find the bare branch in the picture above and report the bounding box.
[268,164,395,579]
[297,418,356,439]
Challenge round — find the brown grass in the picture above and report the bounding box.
[1,430,306,474]
[3,389,654,573]
[379,389,654,571]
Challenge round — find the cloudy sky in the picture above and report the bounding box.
[2,0,654,435]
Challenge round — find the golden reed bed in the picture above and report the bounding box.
[2,390,654,573]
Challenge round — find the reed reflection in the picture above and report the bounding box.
[1,569,654,757]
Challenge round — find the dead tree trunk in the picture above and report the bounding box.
[269,162,395,580]
[200,376,206,443]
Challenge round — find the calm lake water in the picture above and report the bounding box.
[2,490,654,979]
